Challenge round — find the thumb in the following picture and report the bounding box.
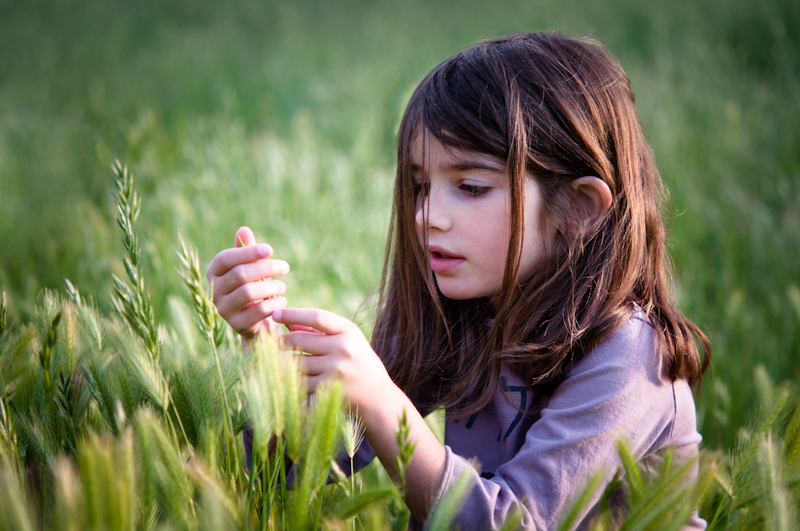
[235,226,257,248]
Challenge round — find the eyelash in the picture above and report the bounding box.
[413,181,490,198]
[458,183,490,197]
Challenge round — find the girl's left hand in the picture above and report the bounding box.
[271,308,393,412]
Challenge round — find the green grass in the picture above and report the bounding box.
[0,0,798,511]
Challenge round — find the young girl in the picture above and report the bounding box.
[207,32,710,530]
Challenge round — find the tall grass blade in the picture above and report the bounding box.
[556,472,603,531]
[135,408,195,527]
[758,432,797,531]
[185,456,241,528]
[618,456,697,531]
[617,440,644,507]
[115,331,169,412]
[64,279,105,357]
[425,463,475,531]
[283,350,304,464]
[0,464,35,531]
[76,430,137,531]
[0,292,6,338]
[331,487,396,519]
[54,457,84,531]
[393,409,415,498]
[292,382,344,529]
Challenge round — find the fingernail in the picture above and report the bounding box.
[257,244,270,257]
[272,309,282,320]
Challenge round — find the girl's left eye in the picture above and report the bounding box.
[458,183,490,197]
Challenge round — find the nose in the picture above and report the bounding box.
[415,182,451,232]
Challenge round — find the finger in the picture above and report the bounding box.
[235,226,257,248]
[280,330,345,356]
[213,260,290,296]
[207,245,278,279]
[294,352,330,376]
[226,297,288,334]
[271,308,351,336]
[215,279,287,316]
[264,317,286,336]
[287,324,320,333]
[304,374,326,395]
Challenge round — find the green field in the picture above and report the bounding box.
[1,0,799,525]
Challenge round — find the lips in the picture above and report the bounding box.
[429,246,465,273]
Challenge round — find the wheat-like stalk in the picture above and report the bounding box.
[618,449,697,530]
[291,382,344,529]
[175,232,240,479]
[0,292,6,338]
[0,464,36,531]
[758,432,795,531]
[392,408,416,498]
[175,234,226,347]
[782,398,800,465]
[74,430,137,531]
[53,456,84,531]
[339,412,365,462]
[0,292,20,468]
[339,411,365,501]
[64,279,105,357]
[0,400,10,462]
[110,160,160,361]
[425,459,475,531]
[114,330,169,412]
[241,356,275,456]
[38,310,62,397]
[135,408,195,526]
[184,456,241,527]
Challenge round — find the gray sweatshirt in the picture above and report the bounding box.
[421,311,706,530]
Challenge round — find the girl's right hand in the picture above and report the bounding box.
[206,226,290,338]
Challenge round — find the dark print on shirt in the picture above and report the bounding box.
[500,376,527,442]
[458,377,528,443]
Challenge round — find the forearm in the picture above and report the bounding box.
[360,383,447,524]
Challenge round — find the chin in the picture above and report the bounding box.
[435,282,492,301]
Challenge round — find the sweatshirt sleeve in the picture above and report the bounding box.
[424,316,704,531]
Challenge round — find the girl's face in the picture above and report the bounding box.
[412,133,549,302]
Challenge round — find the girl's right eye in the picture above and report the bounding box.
[458,183,490,197]
[413,180,429,196]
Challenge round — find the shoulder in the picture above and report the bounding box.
[565,309,662,383]
[555,309,700,449]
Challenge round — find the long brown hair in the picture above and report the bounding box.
[372,32,710,419]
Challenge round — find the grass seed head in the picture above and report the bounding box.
[1,291,7,337]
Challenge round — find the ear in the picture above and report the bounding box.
[569,176,612,224]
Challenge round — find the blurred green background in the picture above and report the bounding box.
[0,0,797,448]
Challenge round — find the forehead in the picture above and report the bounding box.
[409,130,507,172]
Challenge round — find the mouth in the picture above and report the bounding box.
[431,250,458,259]
[429,246,461,259]
[428,246,465,273]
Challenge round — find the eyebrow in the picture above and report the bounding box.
[410,157,506,174]
[447,161,506,172]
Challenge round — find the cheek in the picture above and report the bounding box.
[475,216,512,266]
[414,202,424,241]
[518,181,553,274]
